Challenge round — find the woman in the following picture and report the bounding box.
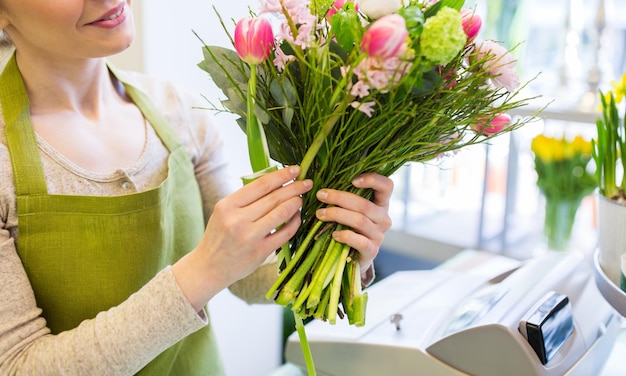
[0,1,393,375]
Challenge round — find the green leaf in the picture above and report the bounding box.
[236,117,247,135]
[254,104,271,125]
[424,0,464,18]
[440,0,465,11]
[200,45,248,89]
[270,78,297,128]
[412,68,442,96]
[399,6,425,37]
[330,5,361,52]
[223,87,246,115]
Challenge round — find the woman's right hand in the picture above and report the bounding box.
[172,166,312,311]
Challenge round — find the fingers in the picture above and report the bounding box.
[315,174,394,232]
[352,173,394,207]
[331,228,378,265]
[229,166,312,227]
[316,204,384,245]
[258,211,301,254]
[314,173,394,267]
[253,192,305,238]
[232,166,303,207]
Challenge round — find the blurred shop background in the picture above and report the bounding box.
[110,0,626,374]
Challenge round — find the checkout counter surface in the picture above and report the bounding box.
[271,250,625,376]
[273,334,625,375]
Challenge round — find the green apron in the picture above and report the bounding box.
[0,55,225,375]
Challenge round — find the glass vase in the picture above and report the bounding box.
[543,197,582,252]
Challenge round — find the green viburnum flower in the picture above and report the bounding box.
[420,6,466,65]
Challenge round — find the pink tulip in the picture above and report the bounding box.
[471,113,511,135]
[234,17,275,65]
[360,14,409,59]
[460,9,481,42]
[326,0,358,22]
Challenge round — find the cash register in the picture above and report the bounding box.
[284,250,621,375]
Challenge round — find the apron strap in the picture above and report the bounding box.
[107,63,184,154]
[0,54,48,196]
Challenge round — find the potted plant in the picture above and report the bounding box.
[592,73,626,287]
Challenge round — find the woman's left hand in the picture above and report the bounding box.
[314,173,394,279]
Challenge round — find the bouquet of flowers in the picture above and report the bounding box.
[197,0,535,372]
[531,134,596,251]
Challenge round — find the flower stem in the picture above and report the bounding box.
[297,96,354,181]
[247,64,271,172]
[313,285,331,320]
[266,220,324,300]
[291,238,335,311]
[327,243,350,324]
[345,259,367,326]
[304,237,343,309]
[276,231,329,305]
[294,314,317,376]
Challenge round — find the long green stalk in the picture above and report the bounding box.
[594,93,620,199]
[276,231,329,305]
[247,65,270,172]
[291,235,336,311]
[247,59,319,375]
[304,238,343,309]
[621,109,626,192]
[326,244,350,324]
[266,220,324,300]
[244,65,295,270]
[294,315,317,376]
[297,96,354,181]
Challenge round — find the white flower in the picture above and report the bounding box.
[473,40,520,92]
[358,0,404,19]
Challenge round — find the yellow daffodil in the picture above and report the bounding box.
[531,134,595,200]
[610,73,626,103]
[596,73,626,112]
[572,135,592,155]
[531,134,553,161]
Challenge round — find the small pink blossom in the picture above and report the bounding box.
[361,14,409,59]
[351,101,376,117]
[260,0,304,14]
[460,9,481,42]
[471,113,511,135]
[260,0,317,50]
[367,69,391,90]
[259,0,283,13]
[273,46,296,71]
[473,40,519,92]
[353,56,412,95]
[350,80,371,98]
[234,17,275,65]
[293,21,316,48]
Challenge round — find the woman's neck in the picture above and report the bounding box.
[14,50,123,120]
[12,50,148,174]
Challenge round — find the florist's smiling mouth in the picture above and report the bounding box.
[88,3,126,26]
